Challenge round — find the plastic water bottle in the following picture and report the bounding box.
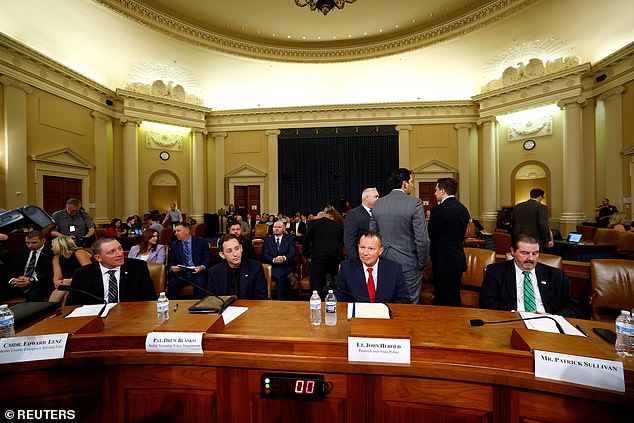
[325,290,337,326]
[0,304,15,338]
[157,292,170,322]
[309,290,322,325]
[615,309,634,356]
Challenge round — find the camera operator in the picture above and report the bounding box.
[51,198,95,246]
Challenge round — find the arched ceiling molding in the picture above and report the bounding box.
[95,0,536,63]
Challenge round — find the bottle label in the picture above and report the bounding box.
[310,302,321,310]
[325,303,336,313]
[157,303,169,313]
[616,323,634,336]
[0,316,13,328]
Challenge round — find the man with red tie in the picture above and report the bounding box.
[332,231,409,303]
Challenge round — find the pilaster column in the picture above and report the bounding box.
[1,75,32,209]
[121,118,141,217]
[395,125,412,169]
[211,132,227,212]
[91,111,110,225]
[557,97,586,234]
[265,129,281,214]
[190,128,207,222]
[455,123,473,210]
[599,86,626,212]
[477,117,498,231]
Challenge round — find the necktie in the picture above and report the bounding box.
[368,209,372,216]
[276,237,281,250]
[523,271,536,312]
[367,268,376,303]
[107,270,118,303]
[183,241,192,266]
[24,251,37,278]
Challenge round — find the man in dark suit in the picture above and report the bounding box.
[479,234,581,318]
[428,178,470,306]
[167,222,212,299]
[65,238,156,305]
[511,188,553,248]
[344,187,379,261]
[370,168,430,304]
[216,221,256,261]
[334,231,409,303]
[287,213,307,242]
[262,221,296,300]
[208,234,267,300]
[303,211,343,295]
[1,230,54,302]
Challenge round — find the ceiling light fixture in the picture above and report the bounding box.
[294,0,357,16]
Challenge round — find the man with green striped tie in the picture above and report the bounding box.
[479,234,582,318]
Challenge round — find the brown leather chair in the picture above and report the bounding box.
[262,263,272,300]
[253,224,268,240]
[593,228,619,245]
[159,227,175,245]
[147,262,166,295]
[589,259,634,322]
[460,248,496,307]
[504,252,562,269]
[492,231,512,255]
[463,222,486,248]
[95,228,108,239]
[576,225,596,242]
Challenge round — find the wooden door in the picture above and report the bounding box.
[418,182,437,216]
[43,175,82,215]
[234,185,261,218]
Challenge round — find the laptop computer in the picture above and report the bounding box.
[566,232,583,245]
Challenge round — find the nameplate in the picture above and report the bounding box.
[348,336,410,364]
[0,333,68,364]
[534,350,625,392]
[145,332,204,354]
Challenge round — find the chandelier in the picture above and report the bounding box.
[294,0,357,16]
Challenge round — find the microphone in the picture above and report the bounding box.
[56,284,108,317]
[168,270,235,313]
[470,315,564,334]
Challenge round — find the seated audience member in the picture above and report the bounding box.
[0,230,54,302]
[265,214,276,235]
[167,222,211,299]
[333,231,409,303]
[608,212,629,232]
[287,213,307,241]
[145,214,164,235]
[51,198,95,242]
[106,218,125,237]
[217,221,256,261]
[128,229,167,263]
[479,233,582,318]
[207,234,267,300]
[64,237,156,305]
[125,215,142,236]
[235,215,250,239]
[261,221,296,300]
[49,236,92,302]
[595,197,618,227]
[163,202,183,225]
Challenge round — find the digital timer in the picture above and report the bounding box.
[260,372,327,401]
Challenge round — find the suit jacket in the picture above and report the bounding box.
[428,197,470,274]
[128,244,167,264]
[286,221,307,239]
[168,236,211,271]
[207,258,267,300]
[343,205,372,260]
[2,245,54,301]
[333,257,409,303]
[479,260,582,318]
[511,199,551,246]
[66,258,157,305]
[303,218,343,260]
[369,189,430,271]
[262,235,295,281]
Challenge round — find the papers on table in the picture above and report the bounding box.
[221,306,248,325]
[65,303,117,318]
[347,303,391,319]
[519,312,584,336]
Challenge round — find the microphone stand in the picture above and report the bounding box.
[470,315,564,334]
[168,270,235,313]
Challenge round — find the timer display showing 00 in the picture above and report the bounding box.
[261,373,325,401]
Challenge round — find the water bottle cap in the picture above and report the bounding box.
[328,290,333,293]
[0,304,8,310]
[312,290,317,294]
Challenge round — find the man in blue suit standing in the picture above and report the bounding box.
[167,222,211,299]
[262,221,296,300]
[207,234,267,300]
[344,187,379,261]
[334,231,409,303]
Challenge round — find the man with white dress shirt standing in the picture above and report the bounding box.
[344,187,379,261]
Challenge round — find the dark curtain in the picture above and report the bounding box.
[278,126,398,215]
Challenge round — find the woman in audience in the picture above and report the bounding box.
[128,229,166,263]
[106,218,125,237]
[49,235,92,302]
[608,212,629,232]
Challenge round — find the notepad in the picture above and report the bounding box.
[347,303,391,319]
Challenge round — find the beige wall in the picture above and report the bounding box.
[409,124,459,171]
[224,130,269,211]
[0,83,5,206]
[622,81,634,219]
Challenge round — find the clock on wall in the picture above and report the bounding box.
[523,139,536,151]
[159,151,170,161]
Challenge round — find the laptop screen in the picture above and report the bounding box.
[566,232,582,244]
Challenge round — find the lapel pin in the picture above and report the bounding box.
[540,280,546,285]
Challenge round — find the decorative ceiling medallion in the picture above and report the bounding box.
[294,0,357,16]
[95,0,535,63]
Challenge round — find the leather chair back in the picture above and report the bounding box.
[262,263,272,299]
[159,227,175,245]
[589,259,634,321]
[460,248,496,308]
[147,262,166,295]
[594,228,619,245]
[504,252,562,269]
[492,231,512,255]
[253,224,268,240]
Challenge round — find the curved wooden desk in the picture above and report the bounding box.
[1,301,632,422]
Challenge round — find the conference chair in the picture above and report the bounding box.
[253,224,268,240]
[463,222,485,248]
[262,263,273,299]
[589,259,634,322]
[460,248,496,307]
[147,262,166,295]
[159,227,175,245]
[492,231,512,255]
[504,252,563,269]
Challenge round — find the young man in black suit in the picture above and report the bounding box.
[167,222,212,299]
[65,237,156,305]
[512,188,553,248]
[479,234,581,318]
[428,177,470,306]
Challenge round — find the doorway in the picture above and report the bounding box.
[418,182,438,217]
[234,185,261,218]
[43,176,82,215]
